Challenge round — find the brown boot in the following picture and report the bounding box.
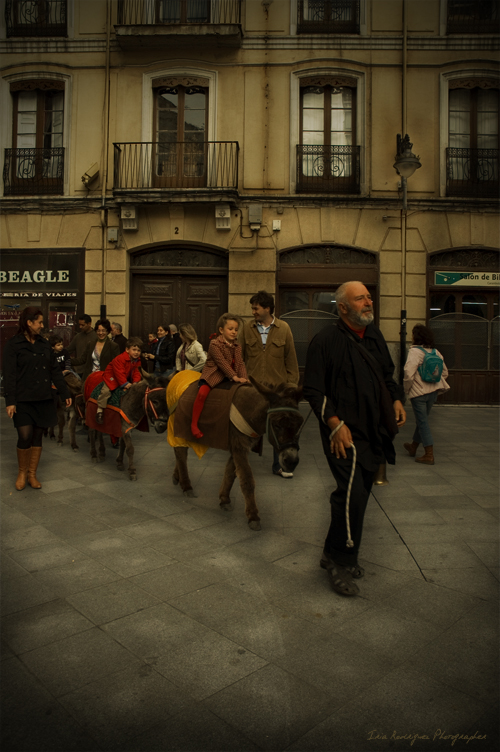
[403,441,419,457]
[27,446,43,489]
[416,446,434,465]
[15,448,31,491]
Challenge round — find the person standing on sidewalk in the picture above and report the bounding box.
[403,324,450,465]
[67,314,97,377]
[303,281,406,597]
[239,290,299,479]
[3,306,71,491]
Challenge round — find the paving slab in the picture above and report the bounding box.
[1,405,499,751]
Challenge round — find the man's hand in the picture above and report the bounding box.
[394,400,406,427]
[327,417,353,459]
[65,398,72,408]
[233,376,247,383]
[6,405,16,419]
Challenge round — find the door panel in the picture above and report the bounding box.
[131,274,227,350]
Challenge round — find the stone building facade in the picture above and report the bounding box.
[1,0,499,401]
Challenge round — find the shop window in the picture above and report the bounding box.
[447,86,499,197]
[297,80,359,193]
[153,84,208,188]
[4,81,64,196]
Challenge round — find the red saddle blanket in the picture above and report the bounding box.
[84,372,148,437]
[174,379,244,451]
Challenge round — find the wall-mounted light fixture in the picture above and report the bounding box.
[393,134,421,211]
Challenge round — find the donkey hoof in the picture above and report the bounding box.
[172,476,179,486]
[129,474,137,481]
[72,446,79,452]
[248,520,262,531]
[57,441,63,447]
[220,501,233,512]
[91,458,98,464]
[183,489,197,498]
[116,464,124,472]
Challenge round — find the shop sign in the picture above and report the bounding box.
[434,271,500,287]
[0,292,77,298]
[0,252,79,292]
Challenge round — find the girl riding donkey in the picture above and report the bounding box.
[191,314,248,439]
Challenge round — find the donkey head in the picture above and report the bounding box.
[250,378,304,474]
[139,370,170,433]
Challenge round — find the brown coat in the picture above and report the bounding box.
[239,317,299,387]
[200,334,248,388]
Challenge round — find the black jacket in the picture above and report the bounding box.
[112,333,127,354]
[71,338,120,382]
[153,336,176,371]
[3,333,70,406]
[303,321,404,470]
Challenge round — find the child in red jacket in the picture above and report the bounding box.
[96,337,143,423]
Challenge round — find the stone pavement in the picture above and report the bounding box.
[1,404,499,752]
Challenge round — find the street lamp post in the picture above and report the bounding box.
[393,134,421,382]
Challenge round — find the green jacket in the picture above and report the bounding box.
[239,317,299,388]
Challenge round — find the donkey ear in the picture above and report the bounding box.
[249,377,287,406]
[140,368,153,381]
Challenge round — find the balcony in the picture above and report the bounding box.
[296,144,360,194]
[3,148,64,196]
[446,0,500,34]
[446,148,499,198]
[115,0,242,49]
[5,0,67,37]
[297,0,360,34]
[113,141,239,201]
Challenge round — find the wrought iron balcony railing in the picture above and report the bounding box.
[3,148,64,195]
[5,0,67,37]
[117,0,241,25]
[446,0,500,34]
[113,142,239,191]
[297,0,360,34]
[446,148,499,198]
[296,144,360,194]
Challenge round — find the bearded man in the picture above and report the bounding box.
[303,281,406,597]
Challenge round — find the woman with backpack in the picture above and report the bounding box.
[403,324,450,465]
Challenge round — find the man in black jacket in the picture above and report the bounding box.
[303,281,406,597]
[111,323,127,354]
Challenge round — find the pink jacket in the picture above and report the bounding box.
[404,346,450,399]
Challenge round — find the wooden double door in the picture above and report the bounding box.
[130,273,227,351]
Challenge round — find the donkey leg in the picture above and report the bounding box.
[98,433,106,463]
[219,455,236,511]
[123,433,137,481]
[69,410,79,451]
[89,430,98,463]
[116,438,125,471]
[232,450,261,530]
[173,447,196,497]
[57,407,65,446]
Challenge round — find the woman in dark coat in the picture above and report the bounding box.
[70,319,119,382]
[3,306,71,491]
[143,324,176,379]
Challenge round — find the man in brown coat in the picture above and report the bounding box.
[239,290,299,478]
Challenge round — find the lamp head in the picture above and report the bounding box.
[393,133,421,179]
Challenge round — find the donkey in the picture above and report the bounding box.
[171,378,304,530]
[86,371,169,481]
[48,372,84,451]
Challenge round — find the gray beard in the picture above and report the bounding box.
[346,308,374,328]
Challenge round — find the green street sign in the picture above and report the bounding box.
[434,271,500,287]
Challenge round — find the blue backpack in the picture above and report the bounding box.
[416,347,444,383]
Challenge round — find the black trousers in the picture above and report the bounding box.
[324,453,374,566]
